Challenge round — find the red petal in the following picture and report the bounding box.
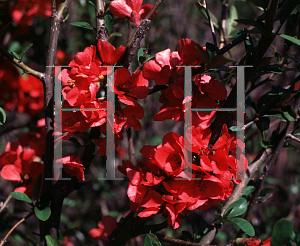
[1,165,22,181]
[109,0,132,19]
[140,190,163,208]
[138,207,160,217]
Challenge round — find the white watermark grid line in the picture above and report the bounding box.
[51,65,123,181]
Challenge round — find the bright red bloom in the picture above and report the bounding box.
[114,68,148,99]
[120,123,244,229]
[0,142,44,198]
[89,216,117,245]
[242,237,261,246]
[56,153,85,181]
[0,60,44,116]
[109,0,156,27]
[10,0,54,26]
[142,39,226,130]
[143,48,182,85]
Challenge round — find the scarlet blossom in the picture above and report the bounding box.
[142,38,226,130]
[0,142,44,198]
[58,41,146,144]
[109,0,156,27]
[0,60,44,116]
[89,216,117,245]
[242,237,261,246]
[9,0,54,26]
[56,153,85,181]
[120,124,245,229]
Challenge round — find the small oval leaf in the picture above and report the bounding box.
[228,218,255,236]
[70,22,94,30]
[45,235,60,246]
[11,191,32,204]
[225,198,248,218]
[104,15,113,34]
[35,207,51,221]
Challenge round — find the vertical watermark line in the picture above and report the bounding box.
[100,66,123,180]
[47,65,70,180]
[230,65,252,180]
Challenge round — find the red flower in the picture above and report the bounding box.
[0,142,44,198]
[0,60,44,116]
[10,0,54,26]
[242,237,261,246]
[143,48,182,85]
[56,153,85,181]
[109,0,156,27]
[114,68,149,99]
[261,237,271,246]
[89,216,117,245]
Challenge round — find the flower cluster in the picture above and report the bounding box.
[119,125,247,228]
[143,39,227,129]
[9,0,54,26]
[58,40,148,140]
[0,142,44,198]
[0,61,44,116]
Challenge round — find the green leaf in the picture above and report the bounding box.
[20,43,33,59]
[0,107,6,125]
[242,186,255,196]
[227,218,255,236]
[11,192,32,204]
[45,235,60,246]
[70,22,94,30]
[225,198,247,218]
[33,173,42,204]
[281,105,297,121]
[88,0,97,9]
[104,15,113,34]
[227,5,238,36]
[271,219,293,246]
[109,32,122,38]
[144,233,162,246]
[35,207,51,221]
[11,51,20,59]
[279,34,300,47]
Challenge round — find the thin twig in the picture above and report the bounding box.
[0,195,12,214]
[200,0,218,51]
[0,212,34,246]
[0,45,45,81]
[287,133,300,143]
[242,119,258,130]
